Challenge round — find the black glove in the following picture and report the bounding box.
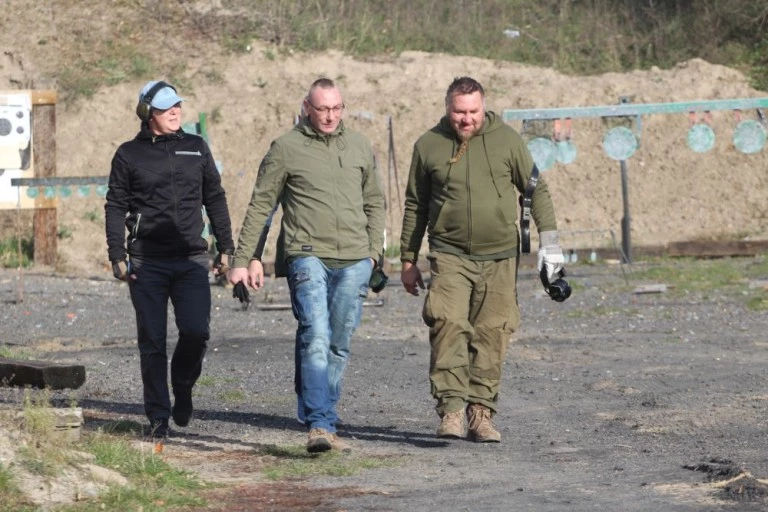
[112,260,129,281]
[368,266,389,293]
[233,281,250,306]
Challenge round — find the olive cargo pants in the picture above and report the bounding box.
[422,252,520,415]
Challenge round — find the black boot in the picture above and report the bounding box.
[172,388,193,427]
[147,418,169,440]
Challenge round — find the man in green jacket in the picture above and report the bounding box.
[229,78,385,453]
[400,76,564,442]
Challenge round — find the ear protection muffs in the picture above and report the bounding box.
[135,81,175,121]
[540,267,572,302]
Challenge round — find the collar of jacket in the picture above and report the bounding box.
[294,117,346,141]
[135,124,185,143]
[437,110,502,141]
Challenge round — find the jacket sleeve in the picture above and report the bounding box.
[361,146,386,262]
[510,133,558,234]
[232,141,287,268]
[399,144,430,262]
[200,140,235,254]
[104,149,130,262]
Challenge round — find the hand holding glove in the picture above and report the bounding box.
[213,252,231,277]
[368,267,389,294]
[537,231,565,281]
[111,260,132,281]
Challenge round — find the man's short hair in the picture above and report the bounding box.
[307,78,336,100]
[445,76,485,106]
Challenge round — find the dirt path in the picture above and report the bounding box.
[2,258,768,511]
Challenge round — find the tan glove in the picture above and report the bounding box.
[213,252,231,277]
[111,260,130,281]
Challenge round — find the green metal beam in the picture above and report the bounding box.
[502,97,768,121]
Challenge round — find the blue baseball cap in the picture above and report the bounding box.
[138,80,184,110]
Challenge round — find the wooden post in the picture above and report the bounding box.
[31,90,57,266]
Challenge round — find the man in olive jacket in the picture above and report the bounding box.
[229,78,385,453]
[400,76,565,442]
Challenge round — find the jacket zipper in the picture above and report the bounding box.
[466,145,472,253]
[167,140,179,253]
[335,153,342,254]
[131,213,142,242]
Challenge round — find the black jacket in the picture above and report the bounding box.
[105,126,234,262]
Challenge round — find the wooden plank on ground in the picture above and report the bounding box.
[0,358,86,389]
[668,240,768,258]
[257,298,385,311]
[255,240,768,275]
[633,284,668,294]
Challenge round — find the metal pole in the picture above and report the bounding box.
[620,159,631,263]
[386,116,394,248]
[388,116,403,212]
[502,97,768,121]
[618,96,632,264]
[198,112,208,142]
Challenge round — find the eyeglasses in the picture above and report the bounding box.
[306,100,345,115]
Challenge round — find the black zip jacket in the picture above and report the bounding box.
[105,126,234,262]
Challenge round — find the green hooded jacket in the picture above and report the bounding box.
[400,111,557,261]
[233,119,385,271]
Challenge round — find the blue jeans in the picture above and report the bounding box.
[288,256,372,432]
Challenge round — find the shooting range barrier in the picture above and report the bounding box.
[1,90,57,266]
[503,97,768,262]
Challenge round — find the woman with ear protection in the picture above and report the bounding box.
[105,80,235,441]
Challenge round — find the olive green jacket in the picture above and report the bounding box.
[400,111,557,261]
[233,119,385,270]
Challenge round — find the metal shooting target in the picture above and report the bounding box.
[527,137,557,171]
[687,123,715,153]
[602,126,638,160]
[556,140,577,164]
[732,119,767,154]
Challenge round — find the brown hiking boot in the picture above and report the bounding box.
[307,428,332,453]
[329,433,352,453]
[436,409,466,438]
[467,404,501,443]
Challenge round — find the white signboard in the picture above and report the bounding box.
[0,92,32,170]
[0,91,34,209]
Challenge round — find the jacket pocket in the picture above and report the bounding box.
[498,196,517,226]
[429,197,446,233]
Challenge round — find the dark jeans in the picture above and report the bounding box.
[128,254,210,422]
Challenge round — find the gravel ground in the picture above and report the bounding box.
[1,257,768,511]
